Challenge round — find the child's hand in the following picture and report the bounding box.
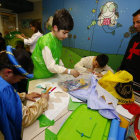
[25,92,41,102]
[86,69,93,73]
[95,73,103,78]
[41,92,49,101]
[70,69,80,78]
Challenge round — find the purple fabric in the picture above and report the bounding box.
[69,76,120,121]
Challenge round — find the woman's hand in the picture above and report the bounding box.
[25,92,41,102]
[21,33,26,38]
[15,34,24,40]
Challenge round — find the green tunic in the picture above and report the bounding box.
[31,32,62,79]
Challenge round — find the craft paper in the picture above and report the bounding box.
[95,82,118,109]
[45,128,57,140]
[37,114,55,127]
[116,105,133,120]
[70,95,83,102]
[33,79,70,121]
[68,98,81,111]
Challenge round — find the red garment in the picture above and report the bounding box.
[103,18,111,25]
[127,42,140,60]
[122,103,140,115]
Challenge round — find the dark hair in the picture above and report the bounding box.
[0,49,34,76]
[29,20,42,33]
[96,54,108,67]
[132,9,140,17]
[52,8,74,31]
[0,32,2,36]
[16,41,25,50]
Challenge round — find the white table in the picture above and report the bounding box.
[22,74,73,140]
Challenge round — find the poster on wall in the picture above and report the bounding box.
[21,19,32,29]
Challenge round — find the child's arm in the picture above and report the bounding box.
[101,65,114,75]
[17,92,41,102]
[74,57,88,72]
[22,93,49,127]
[59,59,64,67]
[42,46,80,77]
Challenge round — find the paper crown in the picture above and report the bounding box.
[6,45,34,79]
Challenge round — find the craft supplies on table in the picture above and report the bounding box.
[58,74,91,92]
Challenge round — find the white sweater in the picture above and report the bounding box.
[74,56,114,75]
[24,31,43,53]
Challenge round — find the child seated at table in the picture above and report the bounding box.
[74,54,114,78]
[0,46,49,140]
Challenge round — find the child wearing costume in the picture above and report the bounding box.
[31,9,80,80]
[74,54,114,78]
[0,46,49,140]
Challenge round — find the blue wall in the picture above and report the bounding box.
[42,0,139,55]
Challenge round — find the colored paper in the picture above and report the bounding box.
[45,128,57,140]
[37,114,55,127]
[68,98,81,111]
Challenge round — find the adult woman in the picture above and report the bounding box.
[16,20,43,53]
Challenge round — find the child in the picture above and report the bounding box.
[15,20,43,53]
[31,9,80,80]
[74,54,114,78]
[0,46,49,140]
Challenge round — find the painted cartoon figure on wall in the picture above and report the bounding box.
[87,1,122,35]
[46,16,53,31]
[98,1,122,35]
[98,1,119,27]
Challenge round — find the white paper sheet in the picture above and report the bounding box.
[95,83,118,109]
[116,105,133,120]
[70,95,83,102]
[36,80,70,121]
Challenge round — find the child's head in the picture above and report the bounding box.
[16,41,25,50]
[52,8,74,40]
[93,54,109,68]
[0,47,34,84]
[0,32,2,37]
[29,20,42,33]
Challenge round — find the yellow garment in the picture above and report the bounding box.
[119,115,129,128]
[18,92,48,127]
[17,92,26,102]
[98,70,135,104]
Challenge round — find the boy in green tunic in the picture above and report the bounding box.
[31,9,80,79]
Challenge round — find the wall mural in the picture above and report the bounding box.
[88,1,122,35]
[42,0,140,56]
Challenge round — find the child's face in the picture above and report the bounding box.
[56,30,70,40]
[93,60,100,68]
[30,24,35,32]
[8,74,25,84]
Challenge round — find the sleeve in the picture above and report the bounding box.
[101,65,114,75]
[74,57,87,72]
[24,33,40,46]
[17,92,26,102]
[59,59,64,67]
[42,46,66,73]
[22,98,48,127]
